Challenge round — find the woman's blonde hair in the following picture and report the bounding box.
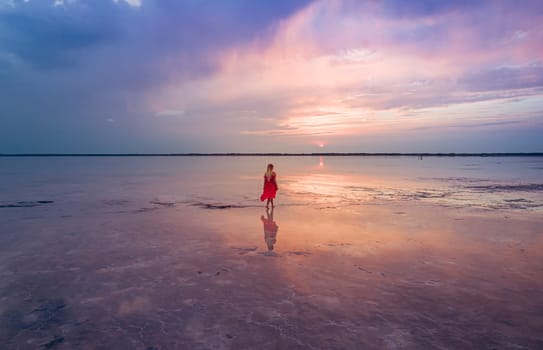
[265,163,274,180]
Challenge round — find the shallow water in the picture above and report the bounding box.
[1,155,542,211]
[0,156,542,349]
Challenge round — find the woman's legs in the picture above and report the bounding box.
[266,199,271,208]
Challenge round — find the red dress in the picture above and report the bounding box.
[260,174,278,201]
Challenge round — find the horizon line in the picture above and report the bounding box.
[1,152,543,157]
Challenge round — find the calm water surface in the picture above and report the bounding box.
[1,156,543,349]
[1,156,542,211]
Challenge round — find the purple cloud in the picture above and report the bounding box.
[0,0,542,153]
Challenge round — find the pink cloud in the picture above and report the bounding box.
[154,0,543,141]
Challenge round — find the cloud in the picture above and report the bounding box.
[0,0,314,73]
[113,0,141,7]
[1,0,542,153]
[0,0,320,152]
[162,0,542,140]
[53,0,80,7]
[0,1,121,69]
[460,62,543,92]
[0,0,16,9]
[154,109,185,118]
[411,120,522,131]
[378,0,480,19]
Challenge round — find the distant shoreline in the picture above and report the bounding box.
[1,153,542,157]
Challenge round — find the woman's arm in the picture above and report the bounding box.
[272,173,279,190]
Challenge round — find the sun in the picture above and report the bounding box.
[318,142,325,148]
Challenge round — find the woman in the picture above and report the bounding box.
[260,163,278,208]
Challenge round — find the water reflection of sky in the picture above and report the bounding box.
[0,156,541,212]
[280,156,543,211]
[1,157,542,349]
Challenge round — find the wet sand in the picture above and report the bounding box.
[1,198,542,349]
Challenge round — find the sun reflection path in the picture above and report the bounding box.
[280,171,543,212]
[283,173,375,208]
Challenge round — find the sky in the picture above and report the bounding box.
[1,0,542,153]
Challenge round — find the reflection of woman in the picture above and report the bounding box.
[260,163,278,209]
[261,208,279,253]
